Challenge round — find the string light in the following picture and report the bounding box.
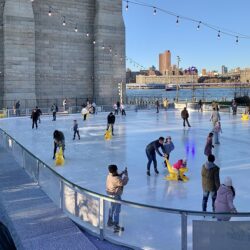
[93,40,96,45]
[48,7,52,16]
[62,17,66,26]
[109,47,112,53]
[74,24,78,32]
[86,32,89,37]
[126,1,129,11]
[153,7,156,16]
[176,16,179,24]
[197,21,201,30]
[102,45,105,50]
[217,30,221,39]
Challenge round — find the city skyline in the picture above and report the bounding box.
[123,0,250,72]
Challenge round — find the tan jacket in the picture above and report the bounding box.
[106,173,129,196]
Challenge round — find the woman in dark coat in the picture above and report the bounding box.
[204,132,214,156]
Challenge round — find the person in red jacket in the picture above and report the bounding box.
[172,159,187,180]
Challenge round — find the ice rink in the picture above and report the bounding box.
[1,109,250,212]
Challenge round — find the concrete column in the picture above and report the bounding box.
[94,0,126,105]
[3,0,36,107]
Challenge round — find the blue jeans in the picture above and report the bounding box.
[146,150,157,171]
[108,195,121,225]
[202,191,217,212]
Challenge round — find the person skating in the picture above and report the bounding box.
[51,103,58,121]
[113,103,118,115]
[36,106,42,123]
[156,100,160,113]
[31,108,39,129]
[121,103,126,116]
[172,159,187,181]
[106,164,129,233]
[210,107,220,127]
[215,176,237,221]
[163,136,175,161]
[204,132,214,156]
[146,137,165,176]
[72,120,80,140]
[231,99,237,115]
[15,100,21,116]
[81,106,88,121]
[201,154,220,212]
[181,107,191,127]
[213,121,222,144]
[53,130,65,159]
[107,112,115,136]
[198,100,203,112]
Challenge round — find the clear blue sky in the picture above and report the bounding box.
[123,0,250,73]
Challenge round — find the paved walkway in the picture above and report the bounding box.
[0,146,98,250]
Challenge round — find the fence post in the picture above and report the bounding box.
[60,180,64,210]
[181,212,188,250]
[99,198,105,240]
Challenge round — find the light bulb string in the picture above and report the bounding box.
[124,0,250,40]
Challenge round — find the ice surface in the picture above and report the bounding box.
[0,109,250,213]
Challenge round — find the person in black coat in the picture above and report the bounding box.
[181,107,191,127]
[53,130,65,159]
[107,112,116,135]
[31,108,39,129]
[145,137,165,176]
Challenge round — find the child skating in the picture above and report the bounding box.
[73,120,80,140]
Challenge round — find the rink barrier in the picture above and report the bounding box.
[1,128,250,250]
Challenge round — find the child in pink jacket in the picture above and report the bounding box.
[173,159,187,180]
[215,176,237,221]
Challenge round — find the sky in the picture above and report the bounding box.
[123,0,250,73]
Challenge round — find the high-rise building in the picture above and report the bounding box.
[159,50,171,75]
[221,65,228,74]
[201,69,207,76]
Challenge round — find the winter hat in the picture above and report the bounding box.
[223,176,233,187]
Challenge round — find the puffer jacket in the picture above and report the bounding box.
[201,161,220,192]
[215,185,236,221]
[106,173,128,196]
[173,160,184,170]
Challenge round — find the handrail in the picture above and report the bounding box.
[0,126,249,218]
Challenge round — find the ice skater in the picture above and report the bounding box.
[36,106,42,123]
[210,107,220,127]
[201,154,220,212]
[231,99,237,115]
[156,100,160,113]
[215,177,237,221]
[51,103,58,121]
[181,107,191,127]
[146,137,165,176]
[213,121,222,144]
[72,120,80,140]
[107,112,115,136]
[31,107,39,129]
[172,159,187,181]
[163,136,175,161]
[81,106,88,121]
[198,100,203,112]
[53,130,65,159]
[106,164,129,233]
[204,132,214,156]
[121,103,126,116]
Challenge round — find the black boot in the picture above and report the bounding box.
[107,217,114,227]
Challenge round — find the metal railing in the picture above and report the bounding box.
[1,127,250,249]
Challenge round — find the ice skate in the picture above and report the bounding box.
[113,224,124,233]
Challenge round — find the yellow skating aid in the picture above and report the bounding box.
[55,147,64,166]
[164,158,189,182]
[241,114,249,121]
[104,129,112,140]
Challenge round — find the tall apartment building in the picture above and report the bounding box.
[159,50,171,75]
[222,65,228,74]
